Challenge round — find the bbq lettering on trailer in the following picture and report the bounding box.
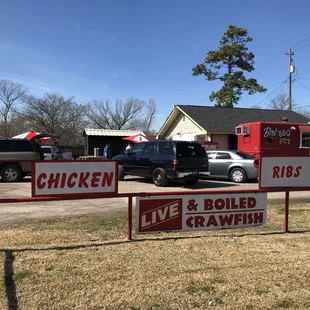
[37,172,114,189]
[141,201,180,229]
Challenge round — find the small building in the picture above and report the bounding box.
[83,129,145,157]
[156,105,309,150]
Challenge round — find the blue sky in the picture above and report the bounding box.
[1,0,310,129]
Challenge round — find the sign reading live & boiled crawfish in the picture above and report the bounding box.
[136,192,267,234]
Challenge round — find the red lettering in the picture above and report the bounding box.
[248,213,253,224]
[219,214,233,226]
[101,172,114,187]
[273,166,280,178]
[231,198,239,209]
[206,215,218,227]
[239,197,246,208]
[78,172,90,188]
[37,173,47,189]
[194,216,205,227]
[234,213,242,225]
[243,213,247,224]
[91,172,101,187]
[47,173,60,188]
[294,166,302,177]
[273,166,303,179]
[254,212,264,224]
[186,216,193,228]
[68,173,78,188]
[60,173,67,188]
[214,199,225,210]
[204,199,213,210]
[248,197,256,208]
[286,166,293,178]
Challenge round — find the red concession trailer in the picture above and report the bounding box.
[236,121,310,158]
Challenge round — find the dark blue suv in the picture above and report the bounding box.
[112,140,210,187]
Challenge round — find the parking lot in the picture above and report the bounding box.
[0,176,309,226]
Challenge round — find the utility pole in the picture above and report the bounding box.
[286,48,294,111]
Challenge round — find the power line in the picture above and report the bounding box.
[250,37,310,77]
[254,79,287,107]
[265,81,287,109]
[295,42,310,52]
[249,37,310,78]
[291,37,310,49]
[252,56,285,77]
[295,79,310,92]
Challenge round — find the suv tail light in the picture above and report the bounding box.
[173,159,179,169]
[253,159,259,168]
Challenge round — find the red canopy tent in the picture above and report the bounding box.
[12,130,54,143]
[122,134,151,144]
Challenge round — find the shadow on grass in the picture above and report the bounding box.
[3,250,18,310]
[1,229,310,254]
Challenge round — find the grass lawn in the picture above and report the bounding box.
[0,201,310,310]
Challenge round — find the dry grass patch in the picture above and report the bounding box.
[0,203,309,310]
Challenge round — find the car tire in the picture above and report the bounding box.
[185,178,199,186]
[0,164,22,182]
[230,168,247,183]
[118,165,125,181]
[152,168,168,187]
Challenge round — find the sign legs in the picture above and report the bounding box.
[284,191,290,233]
[128,196,133,241]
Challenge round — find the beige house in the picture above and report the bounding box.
[156,105,309,150]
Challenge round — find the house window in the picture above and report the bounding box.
[182,115,185,121]
[300,131,310,148]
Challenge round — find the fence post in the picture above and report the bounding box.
[128,196,133,240]
[284,191,290,233]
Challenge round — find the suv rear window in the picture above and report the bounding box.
[176,142,206,157]
[159,142,174,155]
[0,140,34,152]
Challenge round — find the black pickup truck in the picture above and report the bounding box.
[112,140,210,187]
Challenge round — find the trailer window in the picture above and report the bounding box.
[301,131,310,148]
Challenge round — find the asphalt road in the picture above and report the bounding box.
[0,176,309,225]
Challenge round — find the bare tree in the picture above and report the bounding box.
[269,93,296,110]
[87,98,157,133]
[0,79,27,137]
[251,93,296,111]
[22,92,87,145]
[133,99,157,136]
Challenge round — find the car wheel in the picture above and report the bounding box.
[185,178,199,186]
[0,164,22,182]
[118,165,125,181]
[230,168,247,183]
[152,168,168,187]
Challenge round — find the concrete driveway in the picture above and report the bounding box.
[0,177,309,225]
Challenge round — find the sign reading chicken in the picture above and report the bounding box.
[32,160,117,197]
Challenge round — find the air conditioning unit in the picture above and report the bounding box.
[235,126,250,136]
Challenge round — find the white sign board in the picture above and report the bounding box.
[32,160,117,197]
[136,192,267,234]
[260,157,310,189]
